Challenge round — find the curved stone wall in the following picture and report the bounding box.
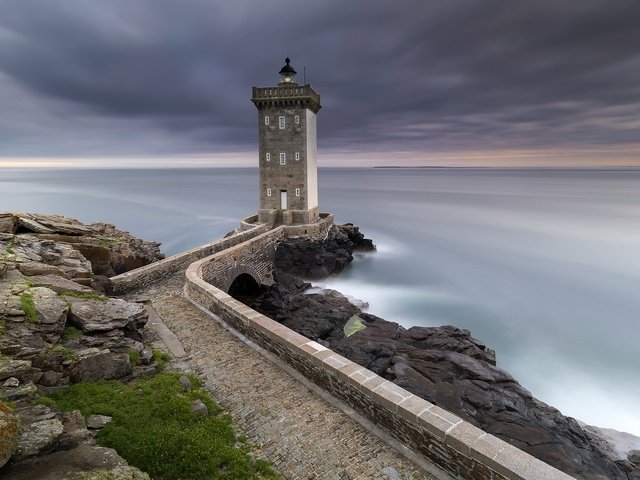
[183,222,573,480]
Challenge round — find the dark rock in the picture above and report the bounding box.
[38,371,68,387]
[69,349,132,383]
[246,224,631,480]
[274,224,375,279]
[3,444,135,479]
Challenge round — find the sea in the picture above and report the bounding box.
[1,166,639,436]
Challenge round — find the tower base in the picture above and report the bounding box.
[259,207,319,227]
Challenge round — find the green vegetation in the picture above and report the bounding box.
[45,344,78,362]
[151,347,171,371]
[99,236,121,247]
[44,373,278,480]
[128,349,140,365]
[6,241,14,255]
[63,325,83,340]
[60,291,109,301]
[20,293,38,323]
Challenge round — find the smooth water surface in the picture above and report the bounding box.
[1,167,639,435]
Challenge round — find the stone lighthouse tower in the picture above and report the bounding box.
[251,58,321,226]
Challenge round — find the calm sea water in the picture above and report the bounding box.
[1,167,639,435]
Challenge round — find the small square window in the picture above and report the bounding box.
[295,188,300,196]
[264,116,269,125]
[279,116,285,129]
[294,115,300,124]
[279,153,286,165]
[295,152,300,161]
[267,188,272,197]
[266,152,270,162]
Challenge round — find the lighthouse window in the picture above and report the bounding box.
[279,153,286,165]
[279,116,285,129]
[295,188,300,196]
[295,152,300,161]
[266,153,271,162]
[294,115,300,124]
[267,188,272,197]
[264,116,269,125]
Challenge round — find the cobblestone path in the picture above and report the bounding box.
[135,275,438,480]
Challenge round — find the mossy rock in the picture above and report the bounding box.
[0,400,22,468]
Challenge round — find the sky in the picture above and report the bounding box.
[1,0,639,168]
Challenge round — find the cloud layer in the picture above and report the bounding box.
[1,0,639,165]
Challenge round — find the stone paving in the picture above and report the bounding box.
[129,274,438,480]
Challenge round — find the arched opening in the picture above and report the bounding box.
[228,273,261,305]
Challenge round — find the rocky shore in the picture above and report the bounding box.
[250,223,640,480]
[0,213,164,478]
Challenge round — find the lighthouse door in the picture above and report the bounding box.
[280,190,288,209]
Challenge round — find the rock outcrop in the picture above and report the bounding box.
[0,212,165,475]
[0,213,163,282]
[249,223,639,480]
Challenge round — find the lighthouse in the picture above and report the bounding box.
[251,58,321,226]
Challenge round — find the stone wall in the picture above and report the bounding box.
[110,222,269,293]
[183,224,573,480]
[111,213,333,294]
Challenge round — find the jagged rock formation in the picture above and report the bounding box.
[250,223,639,480]
[0,213,163,475]
[0,213,164,281]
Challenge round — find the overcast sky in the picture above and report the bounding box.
[1,0,639,167]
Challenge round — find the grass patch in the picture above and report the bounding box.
[63,325,83,340]
[43,373,279,479]
[128,349,140,365]
[20,293,38,323]
[60,291,109,301]
[99,236,121,247]
[6,241,14,254]
[151,348,171,371]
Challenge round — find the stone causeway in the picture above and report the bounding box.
[112,215,574,480]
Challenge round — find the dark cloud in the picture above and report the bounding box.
[1,0,639,162]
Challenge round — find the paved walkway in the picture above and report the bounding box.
[128,274,438,480]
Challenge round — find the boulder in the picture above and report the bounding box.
[192,399,208,416]
[86,414,113,430]
[13,418,64,461]
[0,400,22,468]
[0,213,17,234]
[179,375,192,392]
[18,261,66,277]
[27,274,94,295]
[0,382,38,401]
[4,444,131,479]
[68,298,147,333]
[69,349,132,383]
[31,287,70,334]
[0,359,32,381]
[58,410,91,449]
